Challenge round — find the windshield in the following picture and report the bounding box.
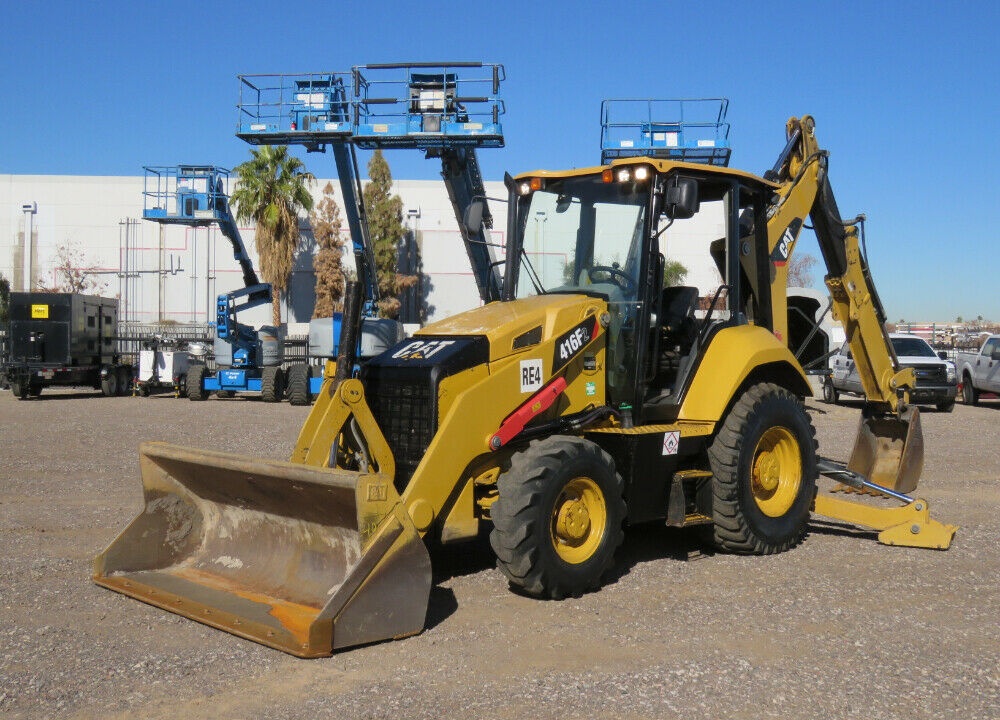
[513,175,647,303]
[891,337,937,358]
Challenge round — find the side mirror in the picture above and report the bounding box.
[663,177,699,220]
[937,351,948,360]
[463,200,485,232]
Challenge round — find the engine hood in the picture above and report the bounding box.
[415,294,608,363]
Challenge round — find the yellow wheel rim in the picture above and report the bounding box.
[550,477,607,564]
[751,427,802,517]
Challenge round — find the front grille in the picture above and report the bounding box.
[365,369,436,490]
[909,363,947,385]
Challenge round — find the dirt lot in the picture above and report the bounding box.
[0,386,997,719]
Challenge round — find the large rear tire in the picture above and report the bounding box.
[286,363,312,406]
[261,366,285,403]
[490,436,626,599]
[708,383,816,554]
[187,366,209,401]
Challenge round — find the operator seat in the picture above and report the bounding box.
[644,285,700,420]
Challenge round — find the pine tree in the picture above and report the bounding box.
[364,150,417,319]
[310,182,347,319]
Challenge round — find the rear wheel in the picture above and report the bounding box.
[822,377,838,404]
[187,366,209,401]
[101,371,119,397]
[936,399,955,412]
[962,376,979,405]
[490,436,626,599]
[116,366,132,396]
[11,379,28,400]
[708,383,816,554]
[286,364,313,406]
[261,367,285,402]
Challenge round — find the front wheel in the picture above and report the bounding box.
[962,376,979,405]
[708,383,817,554]
[490,436,626,599]
[936,399,956,413]
[261,366,285,402]
[822,377,838,404]
[100,371,119,397]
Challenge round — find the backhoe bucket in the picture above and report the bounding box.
[847,406,924,494]
[94,442,431,658]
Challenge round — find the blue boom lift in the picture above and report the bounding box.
[236,63,507,404]
[599,97,731,166]
[142,165,286,401]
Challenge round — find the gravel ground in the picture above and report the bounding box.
[0,386,997,719]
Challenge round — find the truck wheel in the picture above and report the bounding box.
[490,436,626,599]
[29,383,42,397]
[962,376,979,405]
[116,367,132,396]
[822,377,838,404]
[286,364,312,406]
[261,367,285,403]
[10,379,28,400]
[187,366,209,401]
[936,400,955,413]
[707,383,817,554]
[101,372,119,397]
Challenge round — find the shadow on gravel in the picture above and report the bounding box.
[808,519,879,542]
[424,586,459,631]
[12,391,108,401]
[604,524,713,588]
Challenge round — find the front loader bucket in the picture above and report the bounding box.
[94,442,431,658]
[847,406,924,494]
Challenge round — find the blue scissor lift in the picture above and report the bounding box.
[600,98,731,166]
[142,166,285,401]
[236,63,507,404]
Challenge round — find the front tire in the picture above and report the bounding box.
[261,366,285,402]
[101,371,119,397]
[708,383,817,554]
[490,436,626,599]
[822,377,838,404]
[936,399,955,413]
[962,376,979,405]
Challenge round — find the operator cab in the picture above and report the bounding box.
[504,160,776,423]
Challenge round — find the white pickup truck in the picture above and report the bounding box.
[955,335,1000,404]
[826,333,957,411]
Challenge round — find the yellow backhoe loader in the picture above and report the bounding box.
[95,115,956,657]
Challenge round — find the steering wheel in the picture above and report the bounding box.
[587,265,635,293]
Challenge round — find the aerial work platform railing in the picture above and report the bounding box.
[600,98,732,166]
[351,62,507,304]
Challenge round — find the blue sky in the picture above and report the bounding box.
[2,0,997,322]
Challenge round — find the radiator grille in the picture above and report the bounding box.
[909,363,947,385]
[366,370,436,490]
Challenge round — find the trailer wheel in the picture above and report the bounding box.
[822,377,838,404]
[187,366,209,401]
[490,436,626,599]
[261,367,285,402]
[101,371,119,397]
[287,364,312,406]
[962,375,979,405]
[708,383,817,554]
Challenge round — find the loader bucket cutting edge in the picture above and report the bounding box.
[847,406,924,494]
[93,442,431,658]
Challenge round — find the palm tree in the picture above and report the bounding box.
[230,145,314,325]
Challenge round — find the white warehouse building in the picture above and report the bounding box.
[1,173,727,335]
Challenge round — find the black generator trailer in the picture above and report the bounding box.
[4,292,133,399]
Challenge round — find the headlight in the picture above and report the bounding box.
[946,363,956,383]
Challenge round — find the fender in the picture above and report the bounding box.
[678,325,811,423]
